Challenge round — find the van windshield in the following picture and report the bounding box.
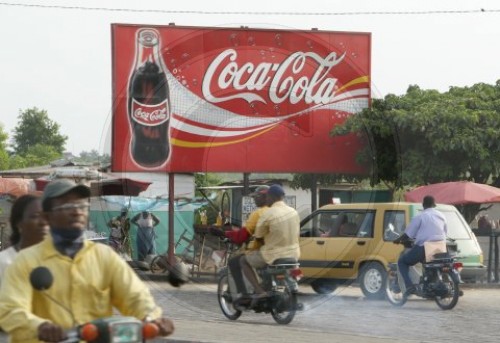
[443,211,472,239]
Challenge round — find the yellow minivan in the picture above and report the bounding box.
[299,202,485,299]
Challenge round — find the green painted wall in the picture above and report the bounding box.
[89,210,194,260]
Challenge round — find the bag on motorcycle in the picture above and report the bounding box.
[424,241,447,262]
[225,227,250,245]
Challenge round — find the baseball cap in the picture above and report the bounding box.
[249,185,269,197]
[268,184,285,197]
[42,179,91,207]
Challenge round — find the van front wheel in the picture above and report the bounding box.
[360,262,387,300]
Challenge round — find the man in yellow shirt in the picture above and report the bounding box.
[240,184,300,300]
[0,179,174,343]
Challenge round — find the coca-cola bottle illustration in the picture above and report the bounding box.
[128,28,171,168]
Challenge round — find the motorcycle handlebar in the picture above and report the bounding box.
[57,320,159,343]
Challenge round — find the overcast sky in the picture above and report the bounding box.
[1,0,499,155]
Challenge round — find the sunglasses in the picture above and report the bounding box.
[51,202,90,212]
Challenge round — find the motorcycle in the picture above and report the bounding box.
[385,236,463,310]
[29,266,162,343]
[216,239,304,324]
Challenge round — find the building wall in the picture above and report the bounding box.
[88,173,196,259]
[221,184,314,227]
[89,200,196,260]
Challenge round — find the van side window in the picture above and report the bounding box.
[300,212,337,237]
[320,213,337,236]
[357,211,375,238]
[332,211,374,238]
[300,211,375,238]
[384,210,406,241]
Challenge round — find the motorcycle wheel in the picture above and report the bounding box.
[270,288,297,325]
[434,271,460,310]
[385,269,407,307]
[217,273,242,320]
[150,255,167,274]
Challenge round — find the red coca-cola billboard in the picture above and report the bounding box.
[111,24,371,173]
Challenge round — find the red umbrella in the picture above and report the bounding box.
[404,181,500,205]
[91,178,152,196]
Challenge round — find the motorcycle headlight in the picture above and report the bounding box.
[110,322,142,343]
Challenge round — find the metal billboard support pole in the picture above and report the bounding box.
[488,230,493,282]
[168,173,176,266]
[495,233,499,282]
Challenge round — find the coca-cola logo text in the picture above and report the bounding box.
[202,49,346,106]
[131,99,170,126]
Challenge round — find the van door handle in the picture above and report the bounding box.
[316,241,325,245]
[357,241,366,246]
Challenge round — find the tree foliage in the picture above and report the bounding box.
[7,144,61,169]
[330,82,500,188]
[329,81,500,222]
[24,144,61,166]
[0,124,9,170]
[75,149,111,165]
[12,107,67,155]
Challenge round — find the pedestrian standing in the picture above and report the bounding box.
[132,211,160,261]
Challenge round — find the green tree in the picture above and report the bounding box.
[7,144,61,169]
[330,82,500,222]
[75,150,111,165]
[8,155,27,169]
[12,107,67,155]
[0,124,9,170]
[23,144,61,167]
[332,83,500,186]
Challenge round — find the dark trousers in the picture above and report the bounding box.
[137,227,156,261]
[228,254,247,294]
[397,244,425,288]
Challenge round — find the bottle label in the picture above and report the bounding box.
[131,98,170,126]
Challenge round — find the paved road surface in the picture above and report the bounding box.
[1,280,499,343]
[152,280,500,343]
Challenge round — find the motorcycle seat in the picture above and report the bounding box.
[432,252,450,259]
